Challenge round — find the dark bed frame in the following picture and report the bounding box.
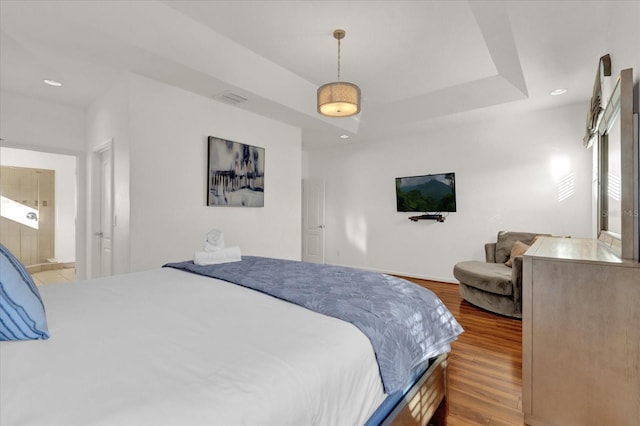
[384,353,448,426]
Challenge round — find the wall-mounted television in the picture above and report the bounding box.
[395,172,456,213]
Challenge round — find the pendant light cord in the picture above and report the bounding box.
[337,37,341,81]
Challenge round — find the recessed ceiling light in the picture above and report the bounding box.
[43,79,63,87]
[550,88,567,96]
[340,134,350,139]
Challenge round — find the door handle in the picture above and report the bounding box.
[94,232,104,237]
[317,225,325,229]
[26,212,38,221]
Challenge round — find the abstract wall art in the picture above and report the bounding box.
[207,136,265,207]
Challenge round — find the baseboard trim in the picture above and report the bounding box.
[326,262,459,284]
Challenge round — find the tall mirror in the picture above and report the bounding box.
[598,75,623,247]
[596,68,638,260]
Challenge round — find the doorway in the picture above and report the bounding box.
[302,178,325,264]
[0,147,77,282]
[91,140,113,278]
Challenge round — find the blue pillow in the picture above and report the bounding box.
[0,243,50,340]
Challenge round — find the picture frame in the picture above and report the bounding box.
[207,136,265,207]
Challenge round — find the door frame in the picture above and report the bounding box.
[0,142,86,279]
[302,177,326,264]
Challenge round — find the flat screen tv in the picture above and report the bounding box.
[395,172,456,212]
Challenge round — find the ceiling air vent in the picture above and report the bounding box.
[215,91,248,105]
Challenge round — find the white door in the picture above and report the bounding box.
[99,149,112,276]
[92,142,113,278]
[302,178,325,264]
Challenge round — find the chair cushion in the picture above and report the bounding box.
[453,261,513,296]
[495,231,546,264]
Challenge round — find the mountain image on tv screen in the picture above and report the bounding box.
[395,172,456,212]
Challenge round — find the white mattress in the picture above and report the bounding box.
[0,268,386,426]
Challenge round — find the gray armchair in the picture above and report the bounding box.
[453,231,548,318]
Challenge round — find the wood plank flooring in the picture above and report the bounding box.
[31,268,76,285]
[404,278,524,426]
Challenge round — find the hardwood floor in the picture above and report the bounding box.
[31,268,76,285]
[406,278,524,426]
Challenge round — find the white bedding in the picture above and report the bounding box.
[0,268,386,426]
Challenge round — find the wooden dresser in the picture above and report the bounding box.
[522,237,640,426]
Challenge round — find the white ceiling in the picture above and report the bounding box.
[0,0,627,149]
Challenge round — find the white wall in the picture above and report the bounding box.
[0,147,76,263]
[305,102,593,282]
[124,75,301,271]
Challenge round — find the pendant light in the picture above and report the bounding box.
[317,29,361,117]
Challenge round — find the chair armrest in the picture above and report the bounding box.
[485,243,497,263]
[510,256,524,312]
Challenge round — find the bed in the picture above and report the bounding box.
[1,252,462,426]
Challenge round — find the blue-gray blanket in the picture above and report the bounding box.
[164,256,463,393]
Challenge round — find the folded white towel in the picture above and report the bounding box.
[204,229,225,252]
[204,241,223,252]
[194,246,241,266]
